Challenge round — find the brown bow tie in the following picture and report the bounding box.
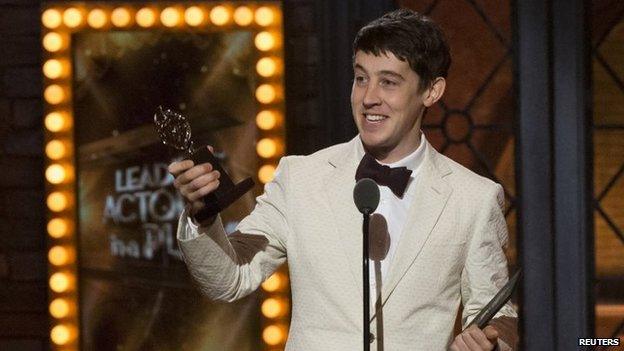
[355,154,412,197]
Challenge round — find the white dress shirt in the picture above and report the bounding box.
[354,133,427,303]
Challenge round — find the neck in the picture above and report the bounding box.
[364,132,422,164]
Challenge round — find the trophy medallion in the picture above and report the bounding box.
[154,106,254,221]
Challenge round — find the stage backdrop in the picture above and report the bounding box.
[73,30,261,351]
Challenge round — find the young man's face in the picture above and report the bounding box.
[351,50,441,163]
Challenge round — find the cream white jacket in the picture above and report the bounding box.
[177,136,517,350]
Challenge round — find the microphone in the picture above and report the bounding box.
[353,178,380,350]
[353,178,380,215]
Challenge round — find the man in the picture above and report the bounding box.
[169,9,518,351]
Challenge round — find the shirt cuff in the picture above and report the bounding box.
[177,209,221,241]
[178,213,202,241]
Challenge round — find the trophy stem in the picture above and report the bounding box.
[186,140,195,159]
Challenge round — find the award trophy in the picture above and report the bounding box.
[154,106,254,222]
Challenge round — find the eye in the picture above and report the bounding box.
[354,75,368,85]
[380,79,397,87]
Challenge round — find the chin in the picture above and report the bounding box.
[360,133,389,150]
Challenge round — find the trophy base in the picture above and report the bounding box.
[189,146,255,222]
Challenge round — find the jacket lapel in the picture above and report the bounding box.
[323,138,365,299]
[380,140,453,306]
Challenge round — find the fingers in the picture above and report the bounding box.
[450,326,496,351]
[450,333,469,351]
[469,325,496,350]
[488,316,518,346]
[177,170,220,200]
[168,153,220,206]
[185,173,220,202]
[168,159,194,177]
[464,330,487,350]
[173,163,214,187]
[167,144,215,176]
[483,325,499,342]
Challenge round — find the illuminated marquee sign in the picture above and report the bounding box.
[42,2,289,350]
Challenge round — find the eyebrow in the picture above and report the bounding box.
[354,63,405,81]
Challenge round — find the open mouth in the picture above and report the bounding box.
[363,113,388,123]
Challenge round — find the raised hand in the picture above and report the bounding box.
[168,146,220,218]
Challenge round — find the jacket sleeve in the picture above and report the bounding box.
[176,157,291,302]
[460,183,518,346]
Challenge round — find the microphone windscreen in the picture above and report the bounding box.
[353,178,380,214]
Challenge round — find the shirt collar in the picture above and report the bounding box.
[355,132,427,177]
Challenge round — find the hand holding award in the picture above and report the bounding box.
[155,106,254,222]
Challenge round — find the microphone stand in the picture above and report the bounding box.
[353,178,379,351]
[362,210,371,351]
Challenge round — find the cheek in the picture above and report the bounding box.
[387,101,420,129]
[351,86,363,104]
[391,96,420,116]
[384,95,408,114]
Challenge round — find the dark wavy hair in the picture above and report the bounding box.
[353,9,451,92]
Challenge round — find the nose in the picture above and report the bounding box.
[362,84,381,108]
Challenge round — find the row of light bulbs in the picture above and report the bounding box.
[44,93,77,347]
[43,48,76,346]
[42,5,279,29]
[260,271,290,346]
[44,112,77,347]
[43,5,82,349]
[44,114,77,347]
[43,30,280,55]
[247,4,284,186]
[245,4,289,347]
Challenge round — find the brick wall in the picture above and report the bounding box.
[0,1,49,350]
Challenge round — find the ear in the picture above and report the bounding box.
[422,77,446,107]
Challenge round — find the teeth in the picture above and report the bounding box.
[365,114,387,121]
